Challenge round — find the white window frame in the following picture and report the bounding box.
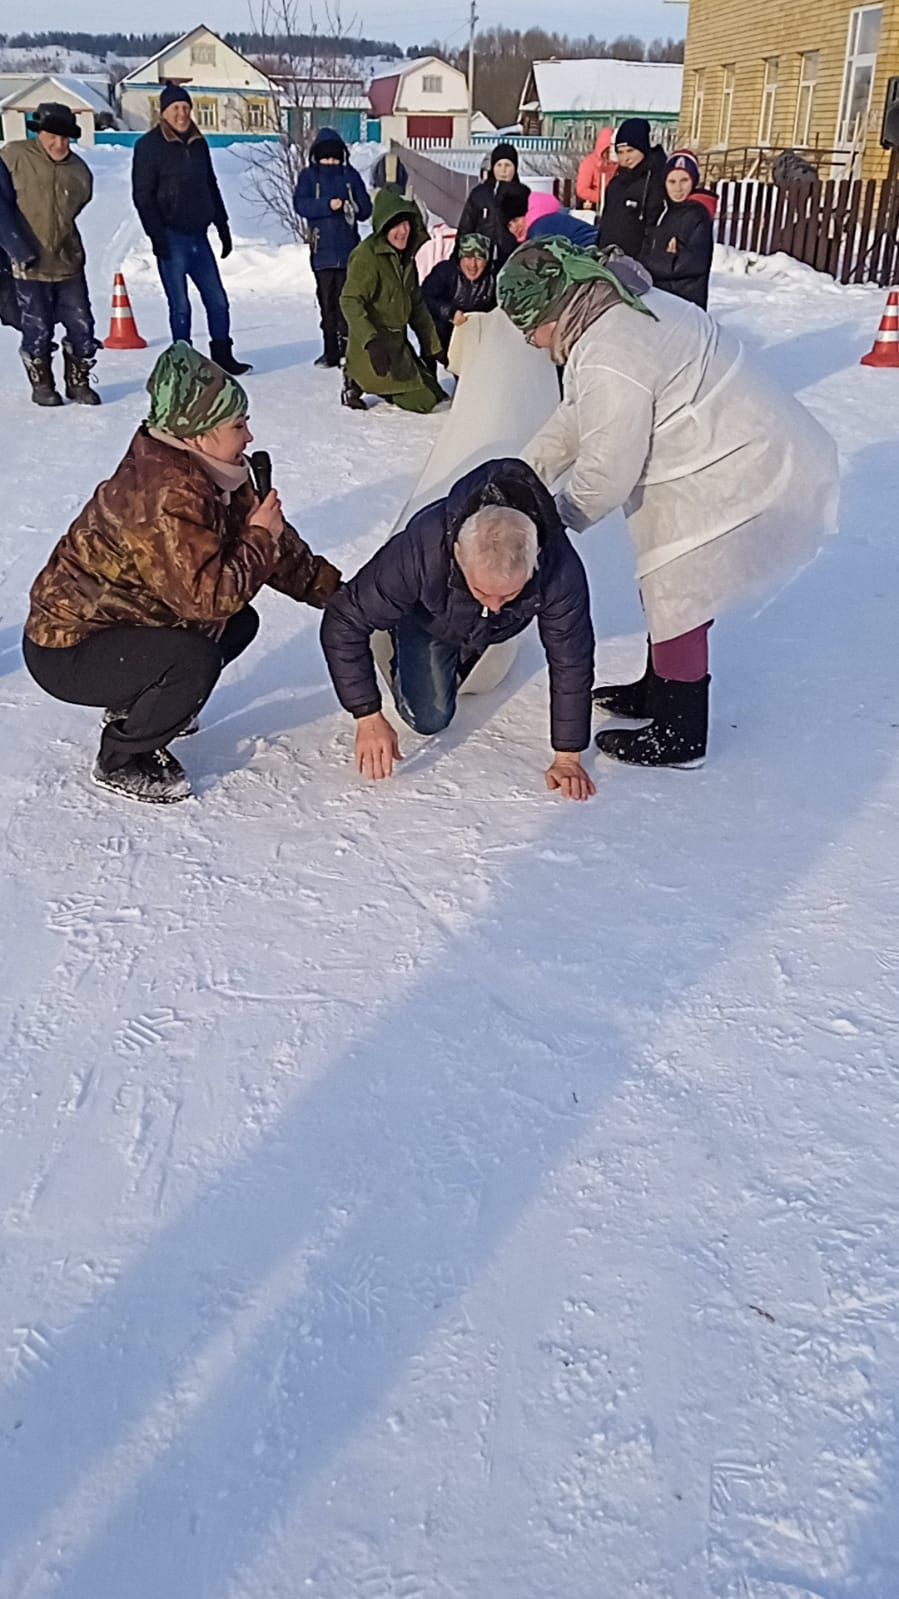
[758,56,779,144]
[691,68,705,145]
[194,96,219,131]
[422,74,443,94]
[837,5,883,147]
[794,51,819,145]
[191,42,216,65]
[719,63,735,145]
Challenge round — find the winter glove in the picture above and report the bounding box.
[151,234,170,261]
[366,336,392,379]
[217,224,233,259]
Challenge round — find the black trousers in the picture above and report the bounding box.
[313,267,348,362]
[23,608,259,770]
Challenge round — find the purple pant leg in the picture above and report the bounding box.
[651,622,712,682]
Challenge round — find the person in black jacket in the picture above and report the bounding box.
[640,152,714,309]
[456,142,526,262]
[421,233,496,362]
[132,84,250,375]
[320,457,596,800]
[597,117,666,260]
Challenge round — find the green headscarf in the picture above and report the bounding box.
[146,341,249,439]
[458,232,490,261]
[497,236,654,336]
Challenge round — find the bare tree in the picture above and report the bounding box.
[240,0,362,240]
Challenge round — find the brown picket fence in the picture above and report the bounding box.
[714,177,899,286]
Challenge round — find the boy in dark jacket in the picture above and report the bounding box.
[456,142,525,261]
[320,457,596,800]
[132,85,250,375]
[293,128,372,368]
[421,233,496,363]
[598,118,667,260]
[640,152,715,310]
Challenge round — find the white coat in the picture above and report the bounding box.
[522,288,839,641]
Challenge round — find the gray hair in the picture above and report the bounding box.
[454,506,538,585]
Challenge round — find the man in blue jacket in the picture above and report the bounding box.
[293,128,372,368]
[132,84,250,375]
[321,458,596,800]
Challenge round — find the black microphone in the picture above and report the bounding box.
[250,450,273,500]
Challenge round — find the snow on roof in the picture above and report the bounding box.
[119,26,200,83]
[368,55,451,82]
[527,58,683,116]
[0,73,112,113]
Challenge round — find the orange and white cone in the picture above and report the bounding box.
[103,272,147,351]
[861,288,899,368]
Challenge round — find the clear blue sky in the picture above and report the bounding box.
[1,2,686,50]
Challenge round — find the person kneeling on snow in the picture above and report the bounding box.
[22,342,340,805]
[421,233,496,364]
[340,190,444,412]
[293,128,372,368]
[497,237,839,769]
[320,459,596,801]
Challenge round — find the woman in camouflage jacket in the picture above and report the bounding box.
[23,342,340,804]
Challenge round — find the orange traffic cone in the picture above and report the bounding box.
[861,288,899,368]
[103,272,147,351]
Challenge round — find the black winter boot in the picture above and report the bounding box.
[91,746,192,804]
[63,346,102,405]
[593,638,654,718]
[341,371,366,410]
[209,338,253,376]
[595,675,709,768]
[22,353,62,407]
[102,708,199,738]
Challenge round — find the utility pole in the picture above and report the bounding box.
[467,0,478,142]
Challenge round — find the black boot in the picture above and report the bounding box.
[314,351,339,368]
[595,675,709,768]
[63,346,102,405]
[209,338,253,376]
[22,352,62,408]
[341,371,366,410]
[102,708,199,738]
[91,746,192,804]
[593,638,654,718]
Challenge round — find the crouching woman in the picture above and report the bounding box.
[22,342,340,804]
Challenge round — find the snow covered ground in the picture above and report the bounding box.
[2,147,899,1599]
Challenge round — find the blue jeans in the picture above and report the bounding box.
[157,230,230,343]
[17,274,96,360]
[389,615,465,735]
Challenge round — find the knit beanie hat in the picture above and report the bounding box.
[614,117,651,155]
[490,141,519,175]
[665,151,701,189]
[160,83,193,113]
[498,182,531,224]
[146,341,248,438]
[498,237,653,336]
[458,233,490,260]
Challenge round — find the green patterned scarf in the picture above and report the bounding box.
[497,236,655,337]
[146,341,249,439]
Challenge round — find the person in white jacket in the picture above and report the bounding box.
[497,237,839,768]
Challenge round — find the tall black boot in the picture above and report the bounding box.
[593,637,654,718]
[63,345,102,405]
[341,370,366,410]
[209,337,253,376]
[595,675,710,768]
[22,352,62,408]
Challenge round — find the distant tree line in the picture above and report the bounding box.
[0,29,403,60]
[405,27,685,129]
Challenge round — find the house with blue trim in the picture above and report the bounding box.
[118,24,278,138]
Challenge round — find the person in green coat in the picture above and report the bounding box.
[340,188,444,413]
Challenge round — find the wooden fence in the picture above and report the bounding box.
[715,177,899,285]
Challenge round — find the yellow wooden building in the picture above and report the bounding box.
[680,0,899,175]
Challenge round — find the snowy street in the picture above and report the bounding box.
[1,146,899,1598]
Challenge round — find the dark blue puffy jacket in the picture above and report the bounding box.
[293,129,372,271]
[321,458,594,752]
[527,210,597,249]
